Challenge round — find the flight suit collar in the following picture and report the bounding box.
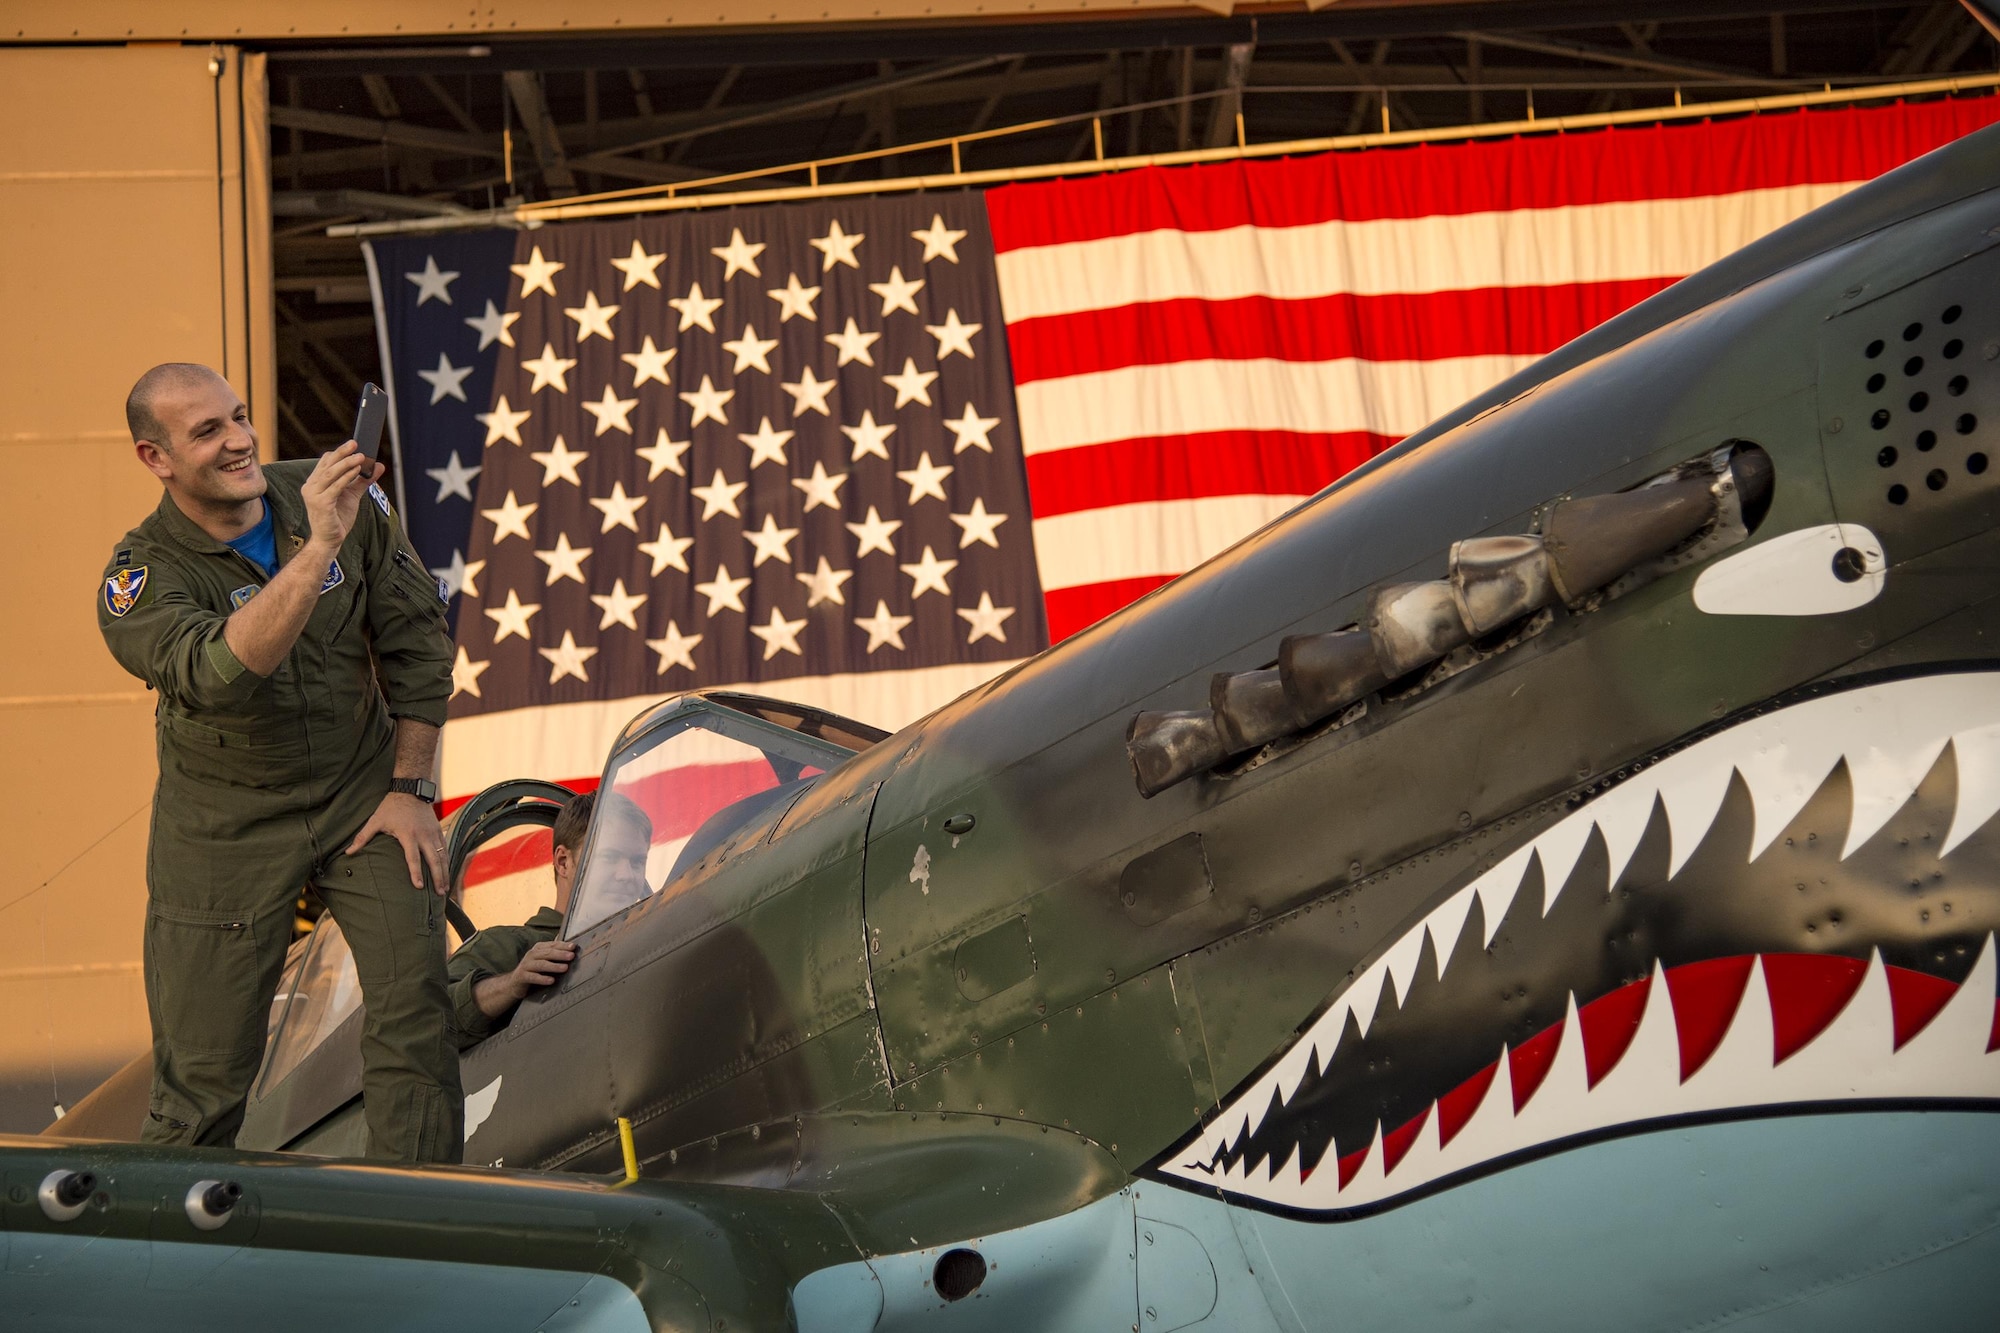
[151,469,308,564]
[524,906,567,934]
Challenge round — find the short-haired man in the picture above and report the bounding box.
[447,791,654,1046]
[98,363,461,1162]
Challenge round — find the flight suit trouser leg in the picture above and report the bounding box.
[139,896,296,1147]
[311,834,463,1165]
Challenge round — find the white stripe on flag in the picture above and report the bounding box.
[441,659,1022,798]
[1015,354,1538,458]
[994,182,1857,321]
[1031,494,1311,593]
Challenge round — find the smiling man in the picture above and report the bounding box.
[97,363,463,1163]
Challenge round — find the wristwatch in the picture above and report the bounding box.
[389,777,439,802]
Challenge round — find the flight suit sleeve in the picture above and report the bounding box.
[444,925,529,1049]
[356,485,454,728]
[96,549,264,710]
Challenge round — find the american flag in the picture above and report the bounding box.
[367,96,1999,803]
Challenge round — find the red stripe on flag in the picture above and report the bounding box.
[1005,280,1678,385]
[1044,576,1176,642]
[986,99,2000,250]
[1024,429,1391,520]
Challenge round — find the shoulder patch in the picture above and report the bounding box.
[114,548,133,568]
[369,483,392,517]
[435,575,453,606]
[104,566,149,617]
[320,559,345,595]
[229,584,261,609]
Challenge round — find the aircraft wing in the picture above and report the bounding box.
[0,1131,857,1332]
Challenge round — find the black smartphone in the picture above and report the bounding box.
[351,382,388,463]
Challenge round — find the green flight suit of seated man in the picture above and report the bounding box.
[447,790,655,1047]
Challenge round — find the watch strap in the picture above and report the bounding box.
[389,777,439,802]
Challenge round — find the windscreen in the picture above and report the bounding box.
[566,711,837,937]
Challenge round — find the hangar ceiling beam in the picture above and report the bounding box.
[1454,29,1788,86]
[504,70,578,193]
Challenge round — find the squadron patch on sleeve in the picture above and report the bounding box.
[320,559,345,595]
[229,584,261,609]
[104,566,149,617]
[368,483,393,517]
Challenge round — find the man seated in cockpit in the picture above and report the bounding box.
[445,789,654,1048]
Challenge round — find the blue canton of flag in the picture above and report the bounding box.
[367,194,1046,794]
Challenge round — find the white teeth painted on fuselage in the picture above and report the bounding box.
[1166,673,2000,1211]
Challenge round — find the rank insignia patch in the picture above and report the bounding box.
[435,575,452,606]
[368,483,392,517]
[104,566,148,617]
[229,584,261,609]
[320,559,344,594]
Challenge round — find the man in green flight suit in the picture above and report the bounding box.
[98,363,462,1163]
[447,791,654,1047]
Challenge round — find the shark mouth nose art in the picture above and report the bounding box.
[1156,671,2000,1217]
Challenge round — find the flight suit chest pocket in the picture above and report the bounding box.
[301,554,361,642]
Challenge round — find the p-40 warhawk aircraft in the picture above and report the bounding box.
[8,114,2000,1333]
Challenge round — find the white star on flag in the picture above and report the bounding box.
[590,579,648,630]
[533,532,593,585]
[638,521,695,575]
[925,309,982,360]
[450,646,489,698]
[425,450,481,502]
[581,384,639,436]
[750,606,808,660]
[738,417,794,469]
[869,266,925,317]
[481,490,538,541]
[647,621,703,673]
[406,254,459,305]
[767,273,821,322]
[855,601,913,653]
[882,359,937,408]
[432,550,484,599]
[417,351,473,404]
[564,290,620,342]
[796,555,854,607]
[694,563,753,616]
[588,480,647,533]
[510,245,565,298]
[743,513,801,567]
[791,460,847,511]
[610,239,667,291]
[483,588,540,641]
[668,281,724,333]
[943,402,1000,453]
[780,366,835,417]
[809,220,864,270]
[529,436,588,487]
[637,427,690,480]
[621,336,676,388]
[538,630,598,684]
[475,396,531,447]
[912,215,967,264]
[896,451,953,504]
[824,317,880,367]
[949,497,1008,549]
[722,323,780,375]
[465,300,520,350]
[841,410,895,462]
[680,375,734,427]
[520,342,578,394]
[712,228,766,280]
[900,545,958,599]
[957,592,1016,644]
[845,506,902,557]
[690,469,747,521]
